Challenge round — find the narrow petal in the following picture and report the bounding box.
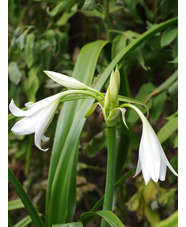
[119,108,128,129]
[44,71,87,90]
[11,115,38,135]
[159,159,167,181]
[9,100,27,117]
[25,102,34,109]
[34,100,59,151]
[139,136,154,185]
[34,131,49,152]
[159,146,178,176]
[140,124,161,182]
[41,135,50,142]
[22,92,63,116]
[133,159,141,177]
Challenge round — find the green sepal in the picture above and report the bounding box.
[84,102,98,118]
[106,108,120,127]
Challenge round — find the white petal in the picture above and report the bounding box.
[9,100,27,117]
[133,159,141,177]
[143,171,151,185]
[44,71,87,90]
[34,131,49,152]
[159,159,167,181]
[41,135,50,142]
[140,124,161,183]
[23,92,63,116]
[159,146,178,176]
[11,115,38,135]
[34,100,58,151]
[124,104,178,183]
[25,102,34,109]
[119,108,128,129]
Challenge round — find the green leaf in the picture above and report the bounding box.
[8,168,44,227]
[136,50,150,71]
[47,0,76,17]
[150,91,167,123]
[14,215,32,227]
[144,204,159,226]
[160,0,178,19]
[8,62,22,85]
[157,116,178,144]
[158,188,177,211]
[46,40,109,225]
[80,210,125,227]
[15,27,33,50]
[145,70,178,103]
[81,8,104,18]
[82,131,106,158]
[52,222,83,227]
[127,83,155,124]
[8,199,24,211]
[56,10,76,26]
[154,211,178,227]
[168,80,178,98]
[82,0,96,10]
[161,27,178,47]
[112,35,127,59]
[24,33,35,68]
[24,67,40,102]
[169,56,178,64]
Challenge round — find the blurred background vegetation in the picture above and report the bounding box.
[8,0,178,226]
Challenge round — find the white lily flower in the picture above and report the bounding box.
[44,70,88,90]
[123,104,178,185]
[9,92,64,151]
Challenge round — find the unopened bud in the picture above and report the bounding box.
[104,86,111,117]
[109,70,118,104]
[84,103,98,118]
[114,65,120,92]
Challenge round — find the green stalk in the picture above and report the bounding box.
[101,127,116,227]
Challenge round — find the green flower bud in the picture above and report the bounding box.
[109,70,118,104]
[114,65,120,92]
[84,103,98,118]
[104,86,111,117]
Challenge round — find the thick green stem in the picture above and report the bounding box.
[101,127,116,227]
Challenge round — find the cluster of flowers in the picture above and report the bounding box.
[9,68,178,184]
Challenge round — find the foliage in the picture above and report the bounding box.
[8,0,178,226]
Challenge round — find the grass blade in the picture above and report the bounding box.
[8,199,24,211]
[14,215,32,227]
[80,210,125,227]
[8,168,44,227]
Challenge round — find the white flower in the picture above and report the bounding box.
[123,104,178,185]
[9,92,64,151]
[44,70,88,90]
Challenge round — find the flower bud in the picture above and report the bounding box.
[84,103,98,118]
[104,86,111,117]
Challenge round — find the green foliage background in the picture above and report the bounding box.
[8,0,178,226]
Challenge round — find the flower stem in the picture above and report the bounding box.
[101,127,116,227]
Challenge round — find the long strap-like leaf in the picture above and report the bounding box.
[46,17,177,226]
[46,40,109,225]
[80,210,125,227]
[8,168,44,227]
